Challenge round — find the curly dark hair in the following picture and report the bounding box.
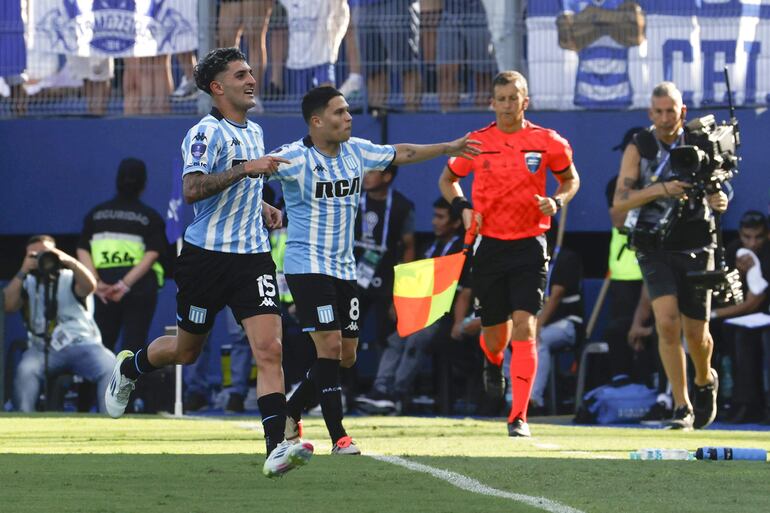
[194,47,248,96]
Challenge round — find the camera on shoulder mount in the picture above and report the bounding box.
[668,114,739,194]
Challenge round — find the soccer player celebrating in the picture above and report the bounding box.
[271,86,480,454]
[439,71,580,437]
[103,47,314,478]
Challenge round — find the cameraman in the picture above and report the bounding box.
[612,82,728,430]
[3,235,116,412]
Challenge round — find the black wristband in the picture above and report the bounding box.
[550,196,564,211]
[451,196,473,217]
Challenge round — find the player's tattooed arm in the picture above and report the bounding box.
[183,168,244,204]
[183,156,290,203]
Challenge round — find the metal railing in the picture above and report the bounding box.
[0,0,523,118]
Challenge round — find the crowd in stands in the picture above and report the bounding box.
[0,0,504,116]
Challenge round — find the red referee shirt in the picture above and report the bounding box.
[447,121,573,240]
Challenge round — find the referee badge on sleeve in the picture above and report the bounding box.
[524,152,542,173]
[189,306,208,324]
[317,305,335,324]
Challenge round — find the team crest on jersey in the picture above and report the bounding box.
[191,143,207,159]
[524,152,542,173]
[317,305,335,324]
[343,155,358,171]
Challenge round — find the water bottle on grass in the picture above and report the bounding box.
[630,448,693,460]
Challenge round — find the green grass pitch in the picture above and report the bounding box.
[1,414,768,513]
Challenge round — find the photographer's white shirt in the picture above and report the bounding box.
[22,269,102,350]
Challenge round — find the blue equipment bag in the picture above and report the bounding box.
[574,375,657,425]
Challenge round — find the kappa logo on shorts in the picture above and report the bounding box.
[524,151,543,173]
[189,305,207,324]
[345,321,359,331]
[260,297,276,307]
[317,305,335,324]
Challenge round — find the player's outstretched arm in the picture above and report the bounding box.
[183,156,290,204]
[392,133,480,166]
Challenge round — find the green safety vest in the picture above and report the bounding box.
[608,227,642,281]
[90,232,164,287]
[270,229,293,304]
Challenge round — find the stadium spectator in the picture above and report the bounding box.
[529,226,584,413]
[170,51,199,102]
[77,158,166,355]
[1,0,27,116]
[712,211,770,423]
[355,197,470,414]
[439,70,580,437]
[66,56,114,116]
[437,0,495,111]
[351,0,421,111]
[4,236,116,413]
[103,47,313,478]
[420,0,442,94]
[270,86,479,454]
[480,0,518,72]
[612,81,728,430]
[217,0,274,114]
[338,6,364,101]
[279,0,350,97]
[265,4,288,101]
[123,56,173,115]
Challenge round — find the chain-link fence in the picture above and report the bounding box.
[1,0,521,118]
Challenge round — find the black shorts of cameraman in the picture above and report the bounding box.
[637,247,714,321]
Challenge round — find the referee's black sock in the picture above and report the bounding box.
[121,348,160,381]
[312,358,347,444]
[258,392,287,455]
[287,369,316,422]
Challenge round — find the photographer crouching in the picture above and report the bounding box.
[612,82,731,430]
[3,235,116,412]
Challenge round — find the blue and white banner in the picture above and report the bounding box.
[527,0,770,109]
[28,0,197,58]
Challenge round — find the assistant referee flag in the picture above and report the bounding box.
[393,215,477,337]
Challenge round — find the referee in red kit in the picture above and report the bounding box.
[439,70,580,437]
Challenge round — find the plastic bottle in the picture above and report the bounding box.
[695,447,767,461]
[629,448,693,460]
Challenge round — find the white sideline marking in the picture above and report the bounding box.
[370,454,585,513]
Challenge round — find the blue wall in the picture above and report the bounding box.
[1,109,767,236]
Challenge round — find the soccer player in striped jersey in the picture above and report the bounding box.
[439,71,581,437]
[275,86,480,454]
[103,47,314,478]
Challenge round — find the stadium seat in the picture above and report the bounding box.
[574,341,610,412]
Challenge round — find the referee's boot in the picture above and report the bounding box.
[104,350,136,419]
[483,359,506,400]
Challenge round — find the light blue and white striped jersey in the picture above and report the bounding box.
[562,0,633,108]
[270,135,395,279]
[180,108,271,254]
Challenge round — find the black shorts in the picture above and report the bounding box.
[637,248,714,320]
[285,274,360,339]
[175,243,280,334]
[472,235,548,326]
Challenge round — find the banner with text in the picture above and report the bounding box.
[527,0,770,109]
[28,0,197,57]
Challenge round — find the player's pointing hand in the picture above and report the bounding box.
[244,156,292,177]
[446,133,482,160]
